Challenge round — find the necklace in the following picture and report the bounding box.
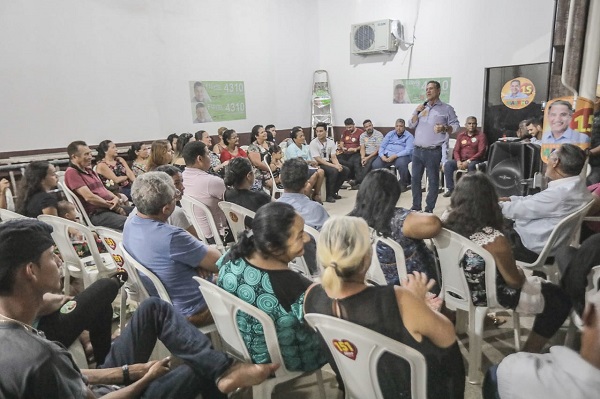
[0,313,35,332]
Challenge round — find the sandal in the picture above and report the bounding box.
[312,194,323,204]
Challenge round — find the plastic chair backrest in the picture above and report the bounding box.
[119,243,171,304]
[180,194,225,252]
[56,171,65,185]
[0,208,26,222]
[37,215,114,287]
[218,201,254,243]
[368,231,408,285]
[304,313,427,399]
[263,159,284,199]
[94,227,125,268]
[518,200,595,268]
[588,265,600,293]
[289,224,322,278]
[59,182,94,228]
[194,277,290,376]
[432,228,499,309]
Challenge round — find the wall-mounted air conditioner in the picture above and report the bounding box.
[351,19,398,55]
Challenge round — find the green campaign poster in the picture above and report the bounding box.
[392,78,451,104]
[189,81,246,123]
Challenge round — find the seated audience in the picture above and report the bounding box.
[212,126,228,155]
[172,133,196,171]
[349,169,441,286]
[216,202,327,372]
[443,116,487,197]
[64,141,131,231]
[96,140,136,200]
[197,130,227,176]
[0,219,277,399]
[182,141,229,243]
[284,126,325,202]
[304,216,464,399]
[219,129,247,163]
[247,124,273,190]
[128,142,150,177]
[0,178,10,210]
[445,172,572,352]
[224,158,271,213]
[269,145,284,190]
[57,200,107,258]
[500,144,593,263]
[309,122,350,203]
[146,139,174,171]
[371,118,414,192]
[16,161,59,217]
[484,290,600,399]
[358,119,384,185]
[166,133,179,152]
[337,118,364,189]
[123,172,220,327]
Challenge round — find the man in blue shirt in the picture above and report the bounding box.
[371,118,414,191]
[408,80,460,212]
[123,172,221,327]
[541,100,590,145]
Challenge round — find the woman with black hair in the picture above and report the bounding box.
[216,202,326,372]
[96,140,136,200]
[219,129,247,163]
[223,158,271,213]
[16,161,60,217]
[349,169,441,286]
[247,125,273,190]
[127,142,150,177]
[444,172,571,352]
[172,133,196,171]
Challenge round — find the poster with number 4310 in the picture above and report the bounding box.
[189,81,246,123]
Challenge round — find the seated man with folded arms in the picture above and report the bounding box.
[500,144,594,263]
[371,118,414,192]
[64,141,132,231]
[0,218,277,399]
[123,172,221,327]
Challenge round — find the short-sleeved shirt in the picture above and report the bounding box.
[341,128,363,152]
[277,192,329,230]
[123,214,209,316]
[284,143,313,162]
[0,324,88,399]
[25,191,59,218]
[309,138,337,162]
[64,166,114,215]
[360,130,384,155]
[181,167,227,238]
[220,147,248,163]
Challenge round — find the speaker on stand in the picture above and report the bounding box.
[487,141,542,197]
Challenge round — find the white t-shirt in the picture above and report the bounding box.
[309,138,336,162]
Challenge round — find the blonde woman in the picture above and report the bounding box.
[146,140,174,171]
[304,216,464,399]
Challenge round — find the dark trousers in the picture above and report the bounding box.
[320,164,350,197]
[337,152,362,181]
[356,156,377,184]
[38,277,120,365]
[101,298,231,399]
[504,224,540,264]
[90,205,133,231]
[532,282,571,338]
[443,160,482,191]
[411,147,442,212]
[371,155,412,187]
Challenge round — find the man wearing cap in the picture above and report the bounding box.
[0,218,277,398]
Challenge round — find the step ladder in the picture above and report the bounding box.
[311,70,334,139]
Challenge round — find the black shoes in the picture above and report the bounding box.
[326,196,336,203]
[333,193,342,200]
[443,190,453,198]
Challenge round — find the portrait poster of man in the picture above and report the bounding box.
[188,81,246,123]
[393,78,451,104]
[501,77,535,110]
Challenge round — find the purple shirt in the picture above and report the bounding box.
[408,99,459,148]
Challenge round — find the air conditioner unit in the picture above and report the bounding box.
[351,19,398,55]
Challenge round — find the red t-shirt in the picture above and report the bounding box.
[220,147,248,163]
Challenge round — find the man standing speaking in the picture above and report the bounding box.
[408,81,459,213]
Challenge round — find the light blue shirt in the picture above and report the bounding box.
[503,92,529,99]
[378,130,414,158]
[541,128,590,144]
[500,176,593,254]
[123,214,208,316]
[408,99,459,147]
[285,143,313,161]
[277,192,329,230]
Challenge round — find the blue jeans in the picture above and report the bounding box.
[372,155,411,187]
[411,147,442,212]
[101,298,231,399]
[443,160,482,191]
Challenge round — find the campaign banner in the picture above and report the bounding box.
[189,81,246,123]
[393,78,451,104]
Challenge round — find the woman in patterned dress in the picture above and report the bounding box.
[216,202,326,372]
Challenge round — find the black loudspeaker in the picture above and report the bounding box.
[487,142,542,197]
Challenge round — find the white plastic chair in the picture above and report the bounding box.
[432,228,520,384]
[0,208,26,222]
[194,277,325,399]
[516,200,595,282]
[217,201,255,243]
[304,313,427,399]
[288,225,323,279]
[367,230,408,286]
[59,181,95,229]
[37,215,115,295]
[264,159,284,199]
[180,194,226,253]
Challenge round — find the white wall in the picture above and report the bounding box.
[316,0,555,129]
[0,0,555,152]
[0,0,319,152]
